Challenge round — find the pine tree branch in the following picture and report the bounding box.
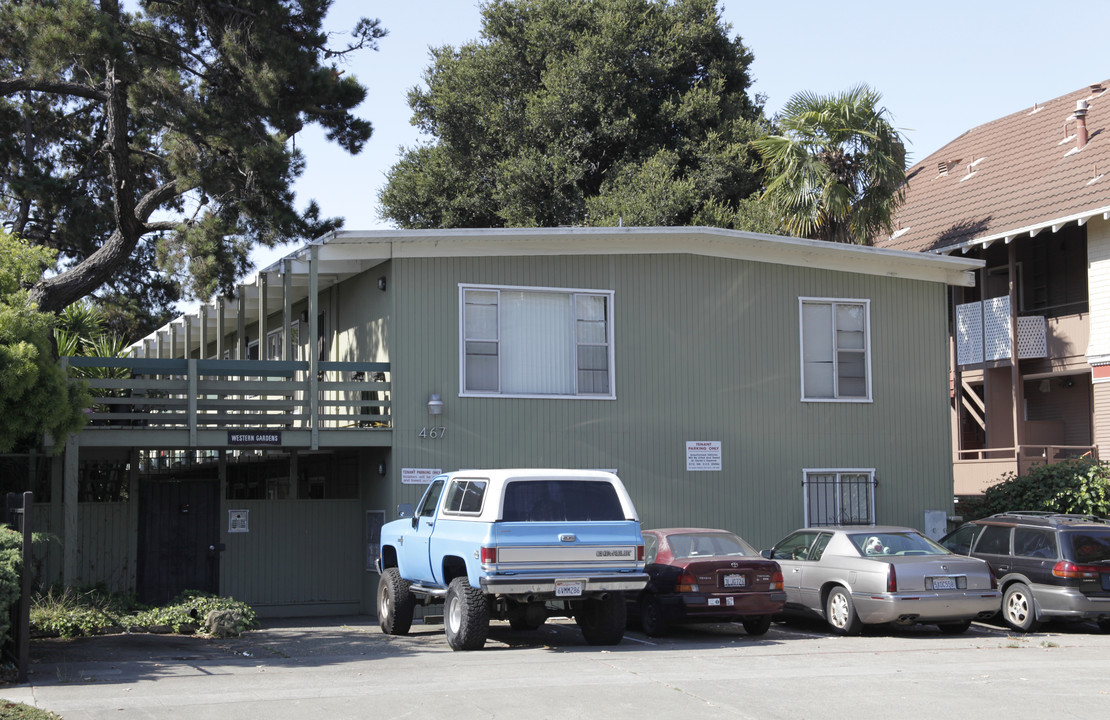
[0,78,108,102]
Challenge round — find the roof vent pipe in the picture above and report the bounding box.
[1076,100,1089,150]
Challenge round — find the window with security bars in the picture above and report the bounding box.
[804,470,876,527]
[461,285,614,397]
[800,298,870,401]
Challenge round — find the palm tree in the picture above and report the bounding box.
[753,84,907,244]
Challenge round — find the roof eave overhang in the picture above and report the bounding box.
[128,226,982,355]
[314,226,983,287]
[932,204,1110,256]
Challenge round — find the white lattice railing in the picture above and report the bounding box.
[956,298,1046,366]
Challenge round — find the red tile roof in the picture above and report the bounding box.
[875,80,1110,254]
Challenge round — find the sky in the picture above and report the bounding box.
[261,0,1110,270]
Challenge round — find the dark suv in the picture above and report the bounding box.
[941,512,1110,632]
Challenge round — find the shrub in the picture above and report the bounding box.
[30,586,257,638]
[0,528,23,645]
[29,586,131,638]
[0,700,61,719]
[0,529,55,648]
[131,590,259,634]
[966,459,1110,520]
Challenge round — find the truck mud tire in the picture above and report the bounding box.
[444,577,490,651]
[378,568,415,635]
[574,592,627,646]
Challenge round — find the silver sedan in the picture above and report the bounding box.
[764,526,1002,635]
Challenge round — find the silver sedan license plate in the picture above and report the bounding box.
[931,576,957,590]
[555,580,583,597]
[724,573,746,588]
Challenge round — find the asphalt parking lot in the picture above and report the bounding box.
[4,616,1110,719]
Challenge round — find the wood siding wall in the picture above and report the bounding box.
[1024,377,1093,446]
[383,253,954,549]
[32,503,133,594]
[1088,217,1110,453]
[219,499,363,616]
[1094,382,1110,452]
[1086,216,1110,361]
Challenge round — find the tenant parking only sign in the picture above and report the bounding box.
[686,441,722,471]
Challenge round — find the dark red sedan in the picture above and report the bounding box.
[628,528,786,637]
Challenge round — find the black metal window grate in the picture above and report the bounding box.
[804,471,876,527]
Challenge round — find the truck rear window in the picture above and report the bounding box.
[501,480,626,522]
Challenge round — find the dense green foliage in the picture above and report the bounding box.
[30,587,258,638]
[0,230,89,452]
[380,0,777,231]
[753,84,907,244]
[963,459,1110,520]
[55,302,131,377]
[0,1,384,337]
[0,527,55,653]
[0,528,24,649]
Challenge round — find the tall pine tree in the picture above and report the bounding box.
[0,1,384,338]
[380,0,776,232]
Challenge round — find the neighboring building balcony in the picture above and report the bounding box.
[954,444,1098,496]
[64,357,391,449]
[956,297,1089,368]
[956,297,1047,366]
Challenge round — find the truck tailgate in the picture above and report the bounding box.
[490,521,643,572]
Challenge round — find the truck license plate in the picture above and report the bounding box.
[724,574,746,588]
[931,576,957,590]
[555,580,583,597]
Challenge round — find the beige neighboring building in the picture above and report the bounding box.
[876,80,1110,497]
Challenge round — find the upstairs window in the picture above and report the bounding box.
[800,298,871,401]
[461,285,614,398]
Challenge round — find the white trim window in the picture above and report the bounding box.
[460,284,614,398]
[800,298,871,401]
[266,328,283,361]
[803,469,876,527]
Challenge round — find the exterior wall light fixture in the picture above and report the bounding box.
[427,393,444,415]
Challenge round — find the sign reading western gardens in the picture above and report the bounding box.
[228,431,282,446]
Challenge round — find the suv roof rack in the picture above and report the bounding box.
[988,511,1110,525]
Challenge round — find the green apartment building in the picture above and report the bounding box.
[42,226,981,616]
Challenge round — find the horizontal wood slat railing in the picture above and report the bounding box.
[63,357,391,432]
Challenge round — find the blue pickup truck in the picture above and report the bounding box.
[377,469,648,650]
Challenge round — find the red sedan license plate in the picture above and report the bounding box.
[724,574,746,588]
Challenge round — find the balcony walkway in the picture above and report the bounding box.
[65,357,391,450]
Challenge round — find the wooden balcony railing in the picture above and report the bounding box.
[954,444,1098,496]
[63,357,390,442]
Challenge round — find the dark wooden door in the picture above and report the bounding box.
[137,479,220,605]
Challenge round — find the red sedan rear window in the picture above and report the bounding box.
[668,532,756,558]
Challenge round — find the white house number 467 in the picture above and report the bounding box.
[418,426,446,439]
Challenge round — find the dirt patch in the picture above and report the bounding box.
[29,632,235,666]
